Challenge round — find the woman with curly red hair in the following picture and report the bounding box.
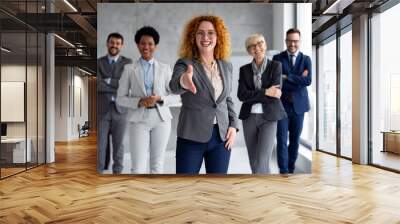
[169,15,238,174]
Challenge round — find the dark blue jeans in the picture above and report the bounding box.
[276,102,304,174]
[176,125,231,174]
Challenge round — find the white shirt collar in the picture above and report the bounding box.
[107,54,120,62]
[287,50,299,57]
[140,57,155,65]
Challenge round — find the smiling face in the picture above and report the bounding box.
[137,35,157,61]
[195,21,217,55]
[286,32,301,54]
[107,37,123,57]
[247,36,267,62]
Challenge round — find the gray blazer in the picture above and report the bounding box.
[97,55,132,116]
[116,59,180,122]
[169,58,238,143]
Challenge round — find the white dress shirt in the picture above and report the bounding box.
[287,50,299,66]
[251,57,267,114]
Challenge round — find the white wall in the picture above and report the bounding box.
[1,64,46,164]
[1,65,37,138]
[72,73,89,138]
[98,3,276,65]
[54,67,89,141]
[55,66,68,141]
[272,3,296,52]
[296,3,312,57]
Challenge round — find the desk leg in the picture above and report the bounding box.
[382,133,386,153]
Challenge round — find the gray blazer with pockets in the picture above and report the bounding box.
[169,58,238,143]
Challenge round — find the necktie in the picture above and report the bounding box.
[110,59,116,65]
[290,54,295,68]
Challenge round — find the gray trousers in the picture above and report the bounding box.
[129,109,171,174]
[97,105,127,174]
[243,114,277,174]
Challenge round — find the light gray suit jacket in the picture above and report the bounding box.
[169,58,238,143]
[117,59,180,122]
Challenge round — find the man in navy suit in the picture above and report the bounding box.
[273,28,312,174]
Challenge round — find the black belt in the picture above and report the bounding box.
[146,106,157,109]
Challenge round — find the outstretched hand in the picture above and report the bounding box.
[179,65,197,94]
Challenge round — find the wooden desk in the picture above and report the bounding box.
[381,131,400,154]
[1,138,31,163]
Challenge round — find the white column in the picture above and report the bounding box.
[352,14,369,164]
[46,32,55,163]
[297,3,315,149]
[272,3,295,52]
[45,0,56,163]
[296,3,312,57]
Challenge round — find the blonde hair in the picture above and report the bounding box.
[245,34,266,53]
[179,15,231,60]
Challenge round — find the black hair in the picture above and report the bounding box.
[134,26,160,45]
[107,32,124,43]
[286,28,301,37]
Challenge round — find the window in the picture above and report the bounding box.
[339,29,352,158]
[0,1,47,179]
[317,37,337,155]
[370,3,400,171]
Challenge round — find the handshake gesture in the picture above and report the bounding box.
[139,95,161,108]
[179,65,197,94]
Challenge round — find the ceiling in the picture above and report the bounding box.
[0,0,394,73]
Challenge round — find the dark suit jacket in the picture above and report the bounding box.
[237,59,286,121]
[272,51,312,115]
[169,58,238,143]
[97,55,132,116]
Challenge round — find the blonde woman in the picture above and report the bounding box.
[237,34,286,174]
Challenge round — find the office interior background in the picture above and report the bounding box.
[0,0,400,223]
[1,0,399,178]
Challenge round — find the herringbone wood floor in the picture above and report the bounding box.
[1,134,400,224]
